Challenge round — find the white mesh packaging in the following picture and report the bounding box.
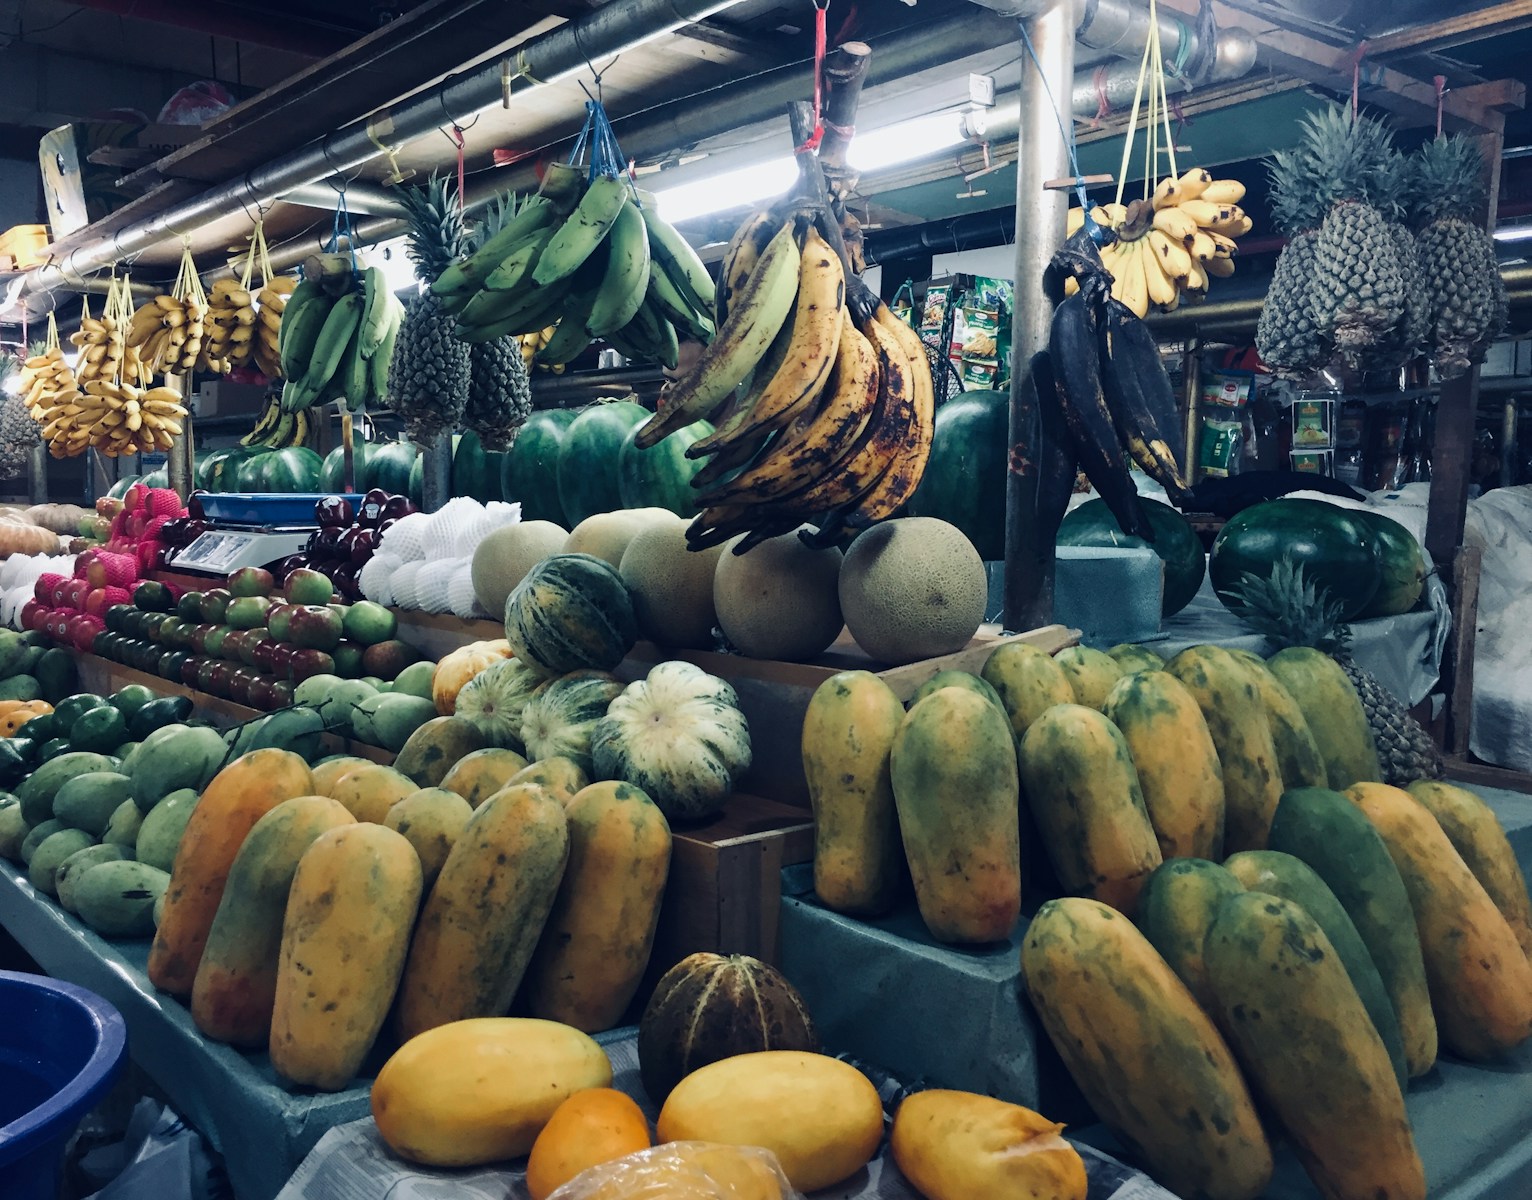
[379,511,429,560]
[414,559,455,613]
[448,560,490,620]
[358,552,401,607]
[422,498,485,560]
[389,560,424,610]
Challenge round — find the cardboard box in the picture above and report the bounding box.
[192,381,267,419]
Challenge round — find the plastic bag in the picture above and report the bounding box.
[157,81,235,126]
[546,1142,801,1200]
[76,1099,227,1200]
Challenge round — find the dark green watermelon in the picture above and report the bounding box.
[408,452,424,508]
[616,418,712,517]
[905,393,1006,561]
[453,430,496,502]
[208,447,259,492]
[369,441,418,496]
[1059,497,1206,617]
[107,474,140,500]
[503,409,577,525]
[320,441,370,493]
[556,401,648,526]
[141,467,169,489]
[1352,510,1426,617]
[481,450,506,502]
[1210,498,1381,621]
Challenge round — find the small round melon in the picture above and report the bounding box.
[565,508,679,569]
[713,529,843,661]
[619,521,724,648]
[470,520,568,615]
[838,517,987,665]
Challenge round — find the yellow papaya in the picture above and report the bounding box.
[981,642,1075,741]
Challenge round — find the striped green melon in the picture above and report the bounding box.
[503,553,637,679]
[519,671,625,775]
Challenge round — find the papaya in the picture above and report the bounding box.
[525,1089,652,1200]
[327,763,417,823]
[1101,671,1224,861]
[523,781,671,1032]
[980,643,1075,741]
[395,782,570,1040]
[1133,858,1245,1013]
[1266,647,1381,789]
[801,670,905,916]
[1018,704,1161,913]
[507,757,589,807]
[191,795,354,1046]
[439,747,530,808]
[270,823,423,1090]
[135,789,199,872]
[1106,643,1165,674]
[1407,780,1532,960]
[1053,645,1124,710]
[906,669,1005,713]
[1165,646,1283,853]
[889,687,1020,944]
[147,749,313,996]
[1204,893,1424,1200]
[1021,897,1272,1200]
[1268,786,1437,1078]
[393,716,488,788]
[1224,849,1407,1089]
[384,788,473,890]
[1227,650,1328,789]
[1346,782,1532,1060]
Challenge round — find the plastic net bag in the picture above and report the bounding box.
[448,560,489,620]
[546,1142,800,1200]
[389,560,424,611]
[358,552,402,607]
[379,512,429,561]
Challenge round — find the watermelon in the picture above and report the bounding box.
[140,467,170,489]
[503,409,577,524]
[408,452,424,508]
[1059,497,1206,617]
[453,431,497,502]
[207,447,259,492]
[617,419,712,517]
[905,392,1006,561]
[107,475,140,501]
[481,450,506,502]
[369,441,418,497]
[320,441,370,493]
[1209,498,1381,621]
[556,401,648,526]
[1352,510,1427,617]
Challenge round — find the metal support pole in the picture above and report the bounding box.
[1003,0,1077,631]
[27,444,48,504]
[422,431,453,513]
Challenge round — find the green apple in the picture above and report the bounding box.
[225,595,273,630]
[227,567,275,598]
[342,600,398,647]
[285,568,335,606]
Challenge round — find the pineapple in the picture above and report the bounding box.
[1411,135,1508,380]
[462,197,532,449]
[1228,556,1443,787]
[1305,108,1409,363]
[1256,144,1333,379]
[390,174,472,444]
[1355,148,1428,377]
[0,353,38,479]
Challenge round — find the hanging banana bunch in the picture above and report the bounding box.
[125,242,209,377]
[1063,0,1250,317]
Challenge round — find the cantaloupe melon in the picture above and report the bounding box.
[470,521,568,616]
[838,518,987,665]
[564,510,679,569]
[620,522,724,648]
[713,530,843,661]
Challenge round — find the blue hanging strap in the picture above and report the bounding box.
[1018,18,1107,244]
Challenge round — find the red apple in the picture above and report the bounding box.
[287,604,343,652]
[228,566,275,598]
[380,496,417,523]
[315,496,354,528]
[180,656,205,688]
[358,489,390,526]
[288,648,337,683]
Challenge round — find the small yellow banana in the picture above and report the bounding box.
[1199,179,1246,205]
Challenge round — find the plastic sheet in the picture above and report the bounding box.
[547,1143,799,1200]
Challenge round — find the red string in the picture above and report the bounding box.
[450,125,467,214]
[1434,75,1448,137]
[795,1,830,153]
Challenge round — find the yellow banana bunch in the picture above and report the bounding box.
[253,275,297,378]
[666,210,936,556]
[127,293,209,377]
[21,347,81,447]
[28,351,186,458]
[1065,167,1251,316]
[200,278,258,374]
[69,314,125,389]
[518,326,565,373]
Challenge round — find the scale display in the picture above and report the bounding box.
[170,529,311,575]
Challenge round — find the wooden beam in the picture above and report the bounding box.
[1156,0,1523,133]
[1365,0,1532,58]
[1446,545,1482,758]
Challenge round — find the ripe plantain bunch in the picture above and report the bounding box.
[1034,225,1196,547]
[432,163,717,368]
[634,210,935,556]
[1067,168,1251,316]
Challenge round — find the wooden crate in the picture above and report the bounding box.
[651,793,815,972]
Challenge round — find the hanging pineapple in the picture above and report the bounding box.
[463,197,533,449]
[1256,142,1333,379]
[1354,148,1429,377]
[1229,558,1442,787]
[1307,107,1410,364]
[391,174,472,443]
[1412,134,1508,379]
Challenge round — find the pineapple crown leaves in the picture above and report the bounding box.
[1286,106,1396,213]
[394,172,468,285]
[468,192,518,255]
[1409,134,1489,228]
[1225,555,1354,653]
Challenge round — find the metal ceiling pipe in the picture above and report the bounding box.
[281,180,409,219]
[5,0,749,306]
[68,0,355,58]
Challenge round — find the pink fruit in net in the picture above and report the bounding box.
[34,573,65,603]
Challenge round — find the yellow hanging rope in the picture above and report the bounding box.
[1114,0,1176,207]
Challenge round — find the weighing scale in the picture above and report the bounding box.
[169,522,314,576]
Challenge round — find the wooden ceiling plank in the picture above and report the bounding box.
[119,0,581,190]
[1158,0,1522,133]
[1365,0,1532,58]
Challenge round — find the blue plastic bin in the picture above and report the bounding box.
[0,971,128,1200]
[197,492,364,526]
